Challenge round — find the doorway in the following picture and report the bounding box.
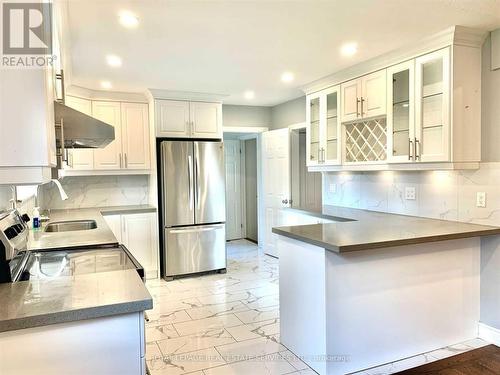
[224,133,260,244]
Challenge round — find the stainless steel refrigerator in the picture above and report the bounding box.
[160,141,226,280]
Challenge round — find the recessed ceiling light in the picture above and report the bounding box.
[340,42,358,57]
[281,72,294,83]
[244,90,255,100]
[100,81,112,89]
[119,10,139,28]
[106,54,122,67]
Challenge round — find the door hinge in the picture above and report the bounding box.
[240,224,243,228]
[239,149,242,154]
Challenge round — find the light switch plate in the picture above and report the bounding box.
[476,192,486,208]
[405,186,416,200]
[329,183,337,194]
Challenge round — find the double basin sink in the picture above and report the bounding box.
[44,220,97,233]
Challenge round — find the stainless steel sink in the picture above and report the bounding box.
[45,220,97,232]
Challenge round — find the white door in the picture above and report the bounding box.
[415,48,450,162]
[122,213,158,279]
[224,140,242,240]
[155,100,190,138]
[191,102,222,139]
[341,79,361,122]
[93,101,122,170]
[64,96,94,170]
[121,102,150,169]
[361,70,387,119]
[262,128,290,258]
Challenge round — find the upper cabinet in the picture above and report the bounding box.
[305,27,484,171]
[155,99,222,139]
[340,70,386,123]
[306,86,341,166]
[64,97,151,174]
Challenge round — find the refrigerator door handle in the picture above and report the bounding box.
[195,143,201,210]
[188,155,194,210]
[169,226,220,234]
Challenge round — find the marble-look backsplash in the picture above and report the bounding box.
[323,162,500,227]
[39,175,149,210]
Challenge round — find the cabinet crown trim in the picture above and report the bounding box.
[302,25,487,95]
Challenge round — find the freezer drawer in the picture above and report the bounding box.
[164,224,226,277]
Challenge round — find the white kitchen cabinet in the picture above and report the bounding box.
[306,86,341,167]
[190,101,222,138]
[121,103,150,169]
[415,48,450,162]
[0,65,57,184]
[155,100,191,137]
[104,213,158,279]
[93,101,123,170]
[387,60,415,163]
[65,96,94,170]
[340,70,386,123]
[155,99,222,139]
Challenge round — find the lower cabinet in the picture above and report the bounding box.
[104,213,158,279]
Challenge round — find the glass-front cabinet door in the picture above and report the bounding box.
[415,47,450,162]
[306,93,321,166]
[387,60,414,163]
[323,86,341,164]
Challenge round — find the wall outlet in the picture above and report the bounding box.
[329,183,337,194]
[405,186,416,200]
[476,192,487,208]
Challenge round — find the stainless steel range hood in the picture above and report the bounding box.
[54,101,115,149]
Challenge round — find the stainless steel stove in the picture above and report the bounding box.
[0,209,144,283]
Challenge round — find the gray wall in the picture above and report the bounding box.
[222,105,271,128]
[481,35,500,162]
[270,96,306,129]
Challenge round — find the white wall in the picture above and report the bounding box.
[222,105,271,128]
[270,96,305,129]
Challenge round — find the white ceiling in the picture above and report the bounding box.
[66,0,500,106]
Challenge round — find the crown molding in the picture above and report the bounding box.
[147,89,229,103]
[302,26,487,95]
[66,85,148,103]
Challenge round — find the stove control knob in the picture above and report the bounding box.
[4,227,17,240]
[21,214,30,223]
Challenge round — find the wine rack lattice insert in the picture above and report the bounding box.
[345,117,387,163]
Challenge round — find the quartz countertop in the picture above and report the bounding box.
[0,269,153,332]
[272,206,500,252]
[27,205,157,251]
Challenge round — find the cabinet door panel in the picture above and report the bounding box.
[121,103,150,169]
[387,61,415,163]
[362,70,386,118]
[92,101,122,169]
[341,79,360,123]
[122,213,158,279]
[191,102,222,139]
[306,94,321,166]
[156,100,190,137]
[415,48,450,162]
[65,96,94,169]
[324,87,340,165]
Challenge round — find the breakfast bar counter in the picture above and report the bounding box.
[272,206,500,375]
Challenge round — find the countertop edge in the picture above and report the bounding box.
[272,226,500,253]
[0,298,153,333]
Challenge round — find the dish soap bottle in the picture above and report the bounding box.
[33,207,41,229]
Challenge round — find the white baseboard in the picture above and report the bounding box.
[478,322,500,346]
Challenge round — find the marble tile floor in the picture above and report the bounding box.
[145,239,491,375]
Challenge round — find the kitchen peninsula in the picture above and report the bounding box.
[273,206,500,375]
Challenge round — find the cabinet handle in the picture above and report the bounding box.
[408,139,413,161]
[317,148,320,163]
[119,153,122,168]
[356,98,361,117]
[415,139,421,160]
[124,153,128,168]
[360,97,365,116]
[321,148,326,163]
